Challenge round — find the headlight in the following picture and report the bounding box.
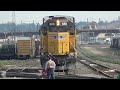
[56,20,60,26]
[48,52,51,55]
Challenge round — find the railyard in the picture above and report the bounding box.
[1,32,120,79]
[0,43,120,79]
[0,14,120,79]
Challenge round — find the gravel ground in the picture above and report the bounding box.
[91,60,120,71]
[54,61,107,79]
[68,61,107,78]
[0,51,112,79]
[0,59,41,70]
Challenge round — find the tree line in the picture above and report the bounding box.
[0,20,119,33]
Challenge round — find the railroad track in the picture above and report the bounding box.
[55,74,101,79]
[76,43,120,79]
[0,66,86,79]
[0,67,43,79]
[77,59,120,79]
[1,61,118,79]
[0,65,108,79]
[0,68,102,79]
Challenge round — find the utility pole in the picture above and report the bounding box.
[99,18,100,25]
[12,11,16,56]
[3,27,7,42]
[87,18,89,43]
[36,23,39,31]
[81,32,82,45]
[33,20,34,31]
[106,21,107,34]
[93,32,95,43]
[21,20,24,36]
[12,11,16,42]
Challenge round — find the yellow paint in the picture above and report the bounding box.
[48,32,69,55]
[17,40,33,56]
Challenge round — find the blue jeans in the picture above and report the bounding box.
[47,68,55,79]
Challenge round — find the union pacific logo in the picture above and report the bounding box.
[50,35,67,40]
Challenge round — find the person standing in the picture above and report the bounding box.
[45,57,56,79]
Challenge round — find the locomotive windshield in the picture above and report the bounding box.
[49,26,68,32]
[40,15,76,33]
[48,19,75,32]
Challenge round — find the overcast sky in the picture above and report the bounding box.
[0,11,120,24]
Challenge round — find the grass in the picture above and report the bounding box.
[81,48,94,56]
[94,57,120,65]
[78,46,94,57]
[0,60,26,65]
[78,46,120,65]
[0,60,11,70]
[0,60,10,65]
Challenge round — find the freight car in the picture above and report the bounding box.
[118,37,120,48]
[110,37,120,49]
[0,39,17,60]
[16,37,36,60]
[39,15,77,71]
[0,36,39,60]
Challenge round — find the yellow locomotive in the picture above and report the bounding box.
[39,15,77,71]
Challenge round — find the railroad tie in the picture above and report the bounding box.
[104,69,115,72]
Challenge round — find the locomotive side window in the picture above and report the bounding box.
[42,27,47,35]
[68,22,75,35]
[69,26,75,35]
